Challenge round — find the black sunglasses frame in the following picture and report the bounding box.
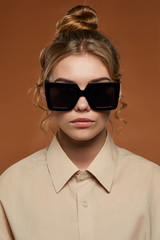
[45,80,120,111]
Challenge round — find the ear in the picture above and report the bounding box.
[40,88,46,102]
[119,81,122,100]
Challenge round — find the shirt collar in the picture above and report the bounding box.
[87,133,118,192]
[46,133,118,193]
[46,137,79,193]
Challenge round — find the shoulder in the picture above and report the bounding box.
[0,147,48,192]
[109,134,160,172]
[117,145,159,167]
[116,145,160,184]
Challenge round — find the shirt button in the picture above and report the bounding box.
[82,201,88,208]
[76,171,87,182]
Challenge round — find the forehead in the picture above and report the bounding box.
[51,54,110,84]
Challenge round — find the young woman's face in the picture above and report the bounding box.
[50,54,111,142]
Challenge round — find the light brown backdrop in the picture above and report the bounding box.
[0,0,160,174]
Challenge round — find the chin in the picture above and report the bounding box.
[68,129,105,142]
[71,135,95,142]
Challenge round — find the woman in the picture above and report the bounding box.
[0,5,160,240]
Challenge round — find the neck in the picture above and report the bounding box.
[57,129,107,170]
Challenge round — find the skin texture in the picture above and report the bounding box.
[50,54,111,170]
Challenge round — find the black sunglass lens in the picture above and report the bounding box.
[87,83,119,110]
[46,83,78,110]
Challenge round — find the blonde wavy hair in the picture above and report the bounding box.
[33,5,127,133]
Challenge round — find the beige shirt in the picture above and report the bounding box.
[0,134,160,240]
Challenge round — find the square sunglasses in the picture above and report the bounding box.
[45,80,120,111]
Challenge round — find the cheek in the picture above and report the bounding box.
[53,112,69,125]
[53,112,62,124]
[98,111,110,130]
[99,111,110,123]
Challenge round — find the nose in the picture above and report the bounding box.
[74,96,91,112]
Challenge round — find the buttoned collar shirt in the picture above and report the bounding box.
[0,133,160,240]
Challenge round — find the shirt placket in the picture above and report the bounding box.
[72,171,95,240]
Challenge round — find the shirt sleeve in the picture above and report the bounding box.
[0,172,15,240]
[150,164,160,240]
[0,201,15,240]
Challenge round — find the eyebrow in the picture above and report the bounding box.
[54,77,111,83]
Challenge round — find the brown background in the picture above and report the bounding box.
[0,0,160,174]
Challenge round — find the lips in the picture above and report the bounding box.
[71,118,93,123]
[70,118,95,127]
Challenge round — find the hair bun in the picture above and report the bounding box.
[56,5,98,35]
